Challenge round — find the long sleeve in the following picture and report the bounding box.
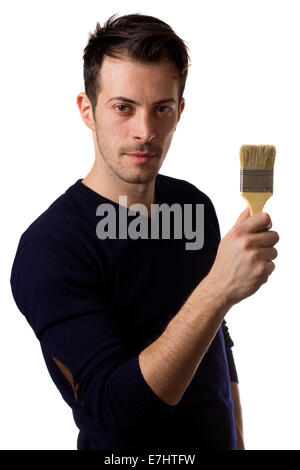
[222,320,239,383]
[200,191,239,385]
[10,232,178,439]
[10,175,238,450]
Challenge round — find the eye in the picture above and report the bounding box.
[114,104,130,112]
[156,106,171,113]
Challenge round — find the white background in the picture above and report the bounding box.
[1,0,299,450]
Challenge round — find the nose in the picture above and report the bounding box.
[132,110,156,144]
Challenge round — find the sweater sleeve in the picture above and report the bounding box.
[188,184,239,384]
[207,199,239,383]
[10,233,178,438]
[222,320,239,383]
[207,198,239,383]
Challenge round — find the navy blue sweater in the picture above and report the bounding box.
[10,174,237,450]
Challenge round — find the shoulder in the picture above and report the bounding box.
[157,173,216,209]
[157,174,221,242]
[10,182,97,300]
[10,190,102,336]
[16,181,84,253]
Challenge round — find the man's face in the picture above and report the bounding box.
[90,53,185,185]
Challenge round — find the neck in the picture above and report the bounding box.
[82,159,157,216]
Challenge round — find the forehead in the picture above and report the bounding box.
[98,53,179,95]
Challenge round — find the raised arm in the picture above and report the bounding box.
[138,207,279,406]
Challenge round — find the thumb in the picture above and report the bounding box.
[233,206,251,227]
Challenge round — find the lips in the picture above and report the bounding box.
[125,153,155,157]
[124,153,156,163]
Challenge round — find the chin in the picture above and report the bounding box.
[119,170,158,185]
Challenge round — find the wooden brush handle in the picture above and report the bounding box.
[241,192,273,215]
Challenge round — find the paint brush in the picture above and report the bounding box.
[240,144,276,215]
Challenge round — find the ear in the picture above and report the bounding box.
[179,97,185,116]
[174,98,185,130]
[76,92,95,131]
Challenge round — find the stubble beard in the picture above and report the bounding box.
[94,126,160,185]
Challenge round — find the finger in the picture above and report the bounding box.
[242,212,272,233]
[265,260,276,275]
[255,247,278,261]
[234,207,251,227]
[249,231,280,248]
[260,261,276,284]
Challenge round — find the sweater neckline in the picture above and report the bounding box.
[67,175,162,218]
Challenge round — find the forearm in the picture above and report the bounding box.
[138,276,232,406]
[230,381,245,450]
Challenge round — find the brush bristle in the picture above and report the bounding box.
[240,145,276,170]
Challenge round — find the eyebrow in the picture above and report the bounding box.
[106,96,176,105]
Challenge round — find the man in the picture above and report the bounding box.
[10,13,279,450]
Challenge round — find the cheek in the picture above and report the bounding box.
[155,118,176,139]
[100,117,127,143]
[163,122,177,140]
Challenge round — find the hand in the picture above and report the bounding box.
[207,207,279,307]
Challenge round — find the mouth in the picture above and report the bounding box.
[124,153,156,163]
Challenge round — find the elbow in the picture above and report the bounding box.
[79,369,142,439]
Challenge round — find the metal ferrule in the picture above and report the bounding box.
[240,169,273,192]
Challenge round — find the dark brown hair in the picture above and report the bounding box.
[83,13,191,114]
